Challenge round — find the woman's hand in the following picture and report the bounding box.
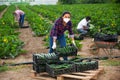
[52,42,56,49]
[72,40,76,46]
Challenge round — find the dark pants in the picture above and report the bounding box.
[19,14,25,27]
[49,34,68,60]
[77,29,88,35]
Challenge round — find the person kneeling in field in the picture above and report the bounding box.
[77,16,91,38]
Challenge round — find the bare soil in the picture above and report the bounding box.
[0,22,120,80]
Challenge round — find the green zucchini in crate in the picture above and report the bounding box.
[33,53,59,65]
[33,53,59,73]
[75,60,98,72]
[33,53,46,64]
[55,45,77,57]
[46,61,76,77]
[69,57,84,62]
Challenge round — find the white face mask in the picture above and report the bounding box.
[63,18,70,23]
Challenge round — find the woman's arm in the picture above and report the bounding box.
[68,21,74,38]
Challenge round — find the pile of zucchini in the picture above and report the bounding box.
[55,45,77,57]
[33,53,99,74]
[33,53,59,73]
[74,60,98,72]
[46,61,75,77]
[69,57,83,62]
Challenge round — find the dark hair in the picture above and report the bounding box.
[61,11,71,17]
[86,16,91,21]
[13,12,16,15]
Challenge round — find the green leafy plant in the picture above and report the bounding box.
[0,66,9,72]
[103,59,120,66]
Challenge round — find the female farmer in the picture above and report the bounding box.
[13,7,25,27]
[49,11,76,60]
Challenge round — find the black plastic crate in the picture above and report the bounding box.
[33,54,45,62]
[33,54,46,64]
[94,33,118,42]
[75,60,98,72]
[33,53,60,73]
[33,63,46,73]
[46,61,76,77]
[33,53,59,65]
[68,57,98,72]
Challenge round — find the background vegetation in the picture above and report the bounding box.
[58,0,120,4]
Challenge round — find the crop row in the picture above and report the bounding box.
[28,4,120,35]
[27,5,81,47]
[0,5,7,12]
[27,5,83,49]
[0,5,24,58]
[18,5,52,37]
[26,4,120,50]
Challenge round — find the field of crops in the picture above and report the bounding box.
[0,4,120,58]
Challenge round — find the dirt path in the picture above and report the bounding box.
[18,21,48,54]
[77,37,94,57]
[0,21,120,80]
[0,7,8,18]
[16,20,48,61]
[98,66,120,80]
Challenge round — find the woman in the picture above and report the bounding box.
[13,7,25,27]
[49,11,76,60]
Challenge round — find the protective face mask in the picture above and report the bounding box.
[63,18,70,23]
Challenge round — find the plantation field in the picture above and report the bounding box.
[0,3,120,80]
[0,4,120,58]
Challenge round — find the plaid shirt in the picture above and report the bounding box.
[50,18,74,39]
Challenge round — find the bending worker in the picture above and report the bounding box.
[49,11,76,60]
[13,7,25,27]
